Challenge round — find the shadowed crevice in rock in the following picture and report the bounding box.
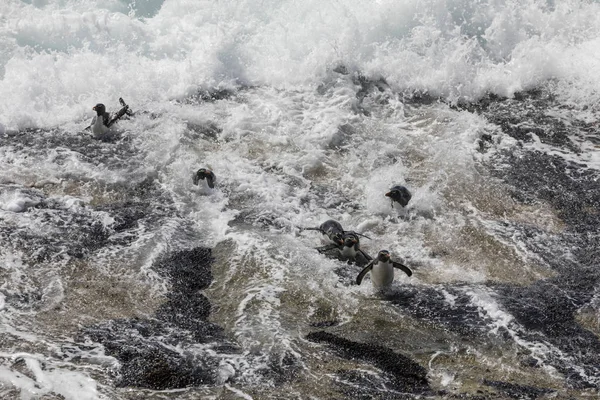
[79,247,237,390]
[306,331,430,394]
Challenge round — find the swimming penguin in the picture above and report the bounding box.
[91,103,110,138]
[193,168,216,188]
[90,98,133,138]
[301,219,345,247]
[356,250,412,289]
[386,185,412,208]
[301,219,371,250]
[337,232,372,265]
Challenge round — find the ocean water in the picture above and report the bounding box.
[1,0,599,399]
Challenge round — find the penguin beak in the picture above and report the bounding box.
[92,106,96,110]
[385,192,391,197]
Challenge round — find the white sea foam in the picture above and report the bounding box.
[0,191,39,213]
[0,355,99,400]
[1,0,600,129]
[1,0,598,396]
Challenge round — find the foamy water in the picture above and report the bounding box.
[1,0,599,398]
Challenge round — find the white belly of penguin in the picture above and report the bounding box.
[321,233,334,245]
[371,261,395,288]
[91,116,108,137]
[339,246,357,260]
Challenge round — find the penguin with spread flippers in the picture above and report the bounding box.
[356,250,412,289]
[89,98,133,139]
[386,185,412,208]
[193,168,216,189]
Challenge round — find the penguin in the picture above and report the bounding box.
[89,99,133,139]
[91,103,110,138]
[356,250,412,289]
[300,220,372,252]
[302,219,345,247]
[386,185,412,208]
[193,168,216,189]
[337,232,372,264]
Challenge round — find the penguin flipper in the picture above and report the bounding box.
[299,227,322,232]
[316,244,339,253]
[107,105,129,127]
[392,261,412,277]
[356,261,375,285]
[359,249,373,261]
[344,230,372,240]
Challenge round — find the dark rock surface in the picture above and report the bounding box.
[79,247,234,389]
[306,331,430,395]
[483,379,555,399]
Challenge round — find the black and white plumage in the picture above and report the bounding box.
[302,219,345,247]
[300,220,372,264]
[91,103,110,138]
[192,168,216,189]
[337,232,372,265]
[386,185,412,208]
[356,250,412,289]
[314,231,372,267]
[89,99,133,139]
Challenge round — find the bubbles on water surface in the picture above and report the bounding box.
[1,0,600,398]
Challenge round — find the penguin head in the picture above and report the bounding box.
[193,168,215,188]
[343,233,359,248]
[331,232,344,246]
[93,103,106,116]
[385,185,411,207]
[378,250,391,262]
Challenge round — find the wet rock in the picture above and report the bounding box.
[83,318,219,389]
[79,247,237,389]
[335,369,408,400]
[468,88,600,389]
[495,151,600,233]
[185,88,236,104]
[483,379,555,399]
[306,331,429,394]
[461,89,584,153]
[186,122,222,141]
[154,247,213,293]
[257,351,303,386]
[385,285,487,337]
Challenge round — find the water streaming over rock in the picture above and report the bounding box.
[1,0,599,399]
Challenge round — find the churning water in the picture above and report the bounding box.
[1,0,599,399]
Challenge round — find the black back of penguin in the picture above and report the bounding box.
[193,168,216,188]
[385,185,411,207]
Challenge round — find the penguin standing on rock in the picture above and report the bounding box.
[356,250,412,289]
[193,168,216,189]
[386,185,412,208]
